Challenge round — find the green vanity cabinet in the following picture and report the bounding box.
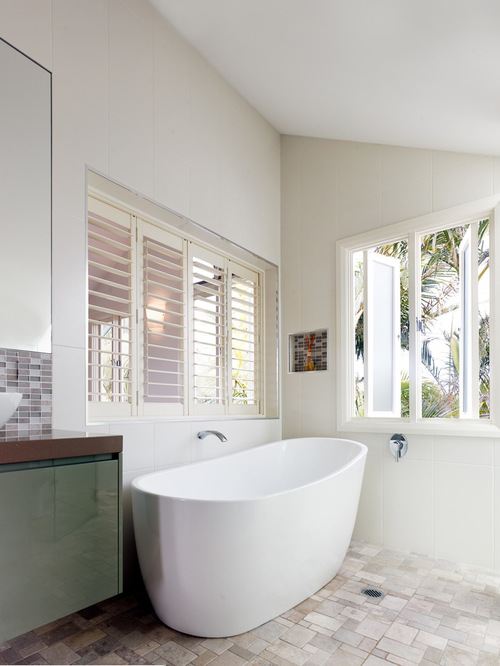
[0,446,122,643]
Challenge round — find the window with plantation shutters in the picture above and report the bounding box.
[88,198,134,418]
[88,193,265,419]
[230,264,260,414]
[141,221,186,416]
[190,246,227,414]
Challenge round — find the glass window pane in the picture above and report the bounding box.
[353,241,407,418]
[420,225,469,419]
[353,251,364,416]
[478,219,490,418]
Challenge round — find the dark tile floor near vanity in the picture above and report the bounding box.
[2,540,500,665]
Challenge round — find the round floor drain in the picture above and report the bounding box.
[361,587,385,599]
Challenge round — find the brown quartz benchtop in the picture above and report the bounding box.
[0,430,123,464]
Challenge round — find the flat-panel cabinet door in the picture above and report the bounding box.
[0,460,121,642]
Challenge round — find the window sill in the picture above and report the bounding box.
[338,417,500,438]
[87,414,278,426]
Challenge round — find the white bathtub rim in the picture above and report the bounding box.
[132,436,367,504]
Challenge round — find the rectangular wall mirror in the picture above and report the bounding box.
[0,38,51,352]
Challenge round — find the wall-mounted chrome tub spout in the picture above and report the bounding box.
[389,434,407,462]
[197,430,228,442]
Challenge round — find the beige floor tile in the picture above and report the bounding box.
[355,617,390,641]
[415,629,447,650]
[280,625,316,648]
[251,620,288,643]
[192,649,218,666]
[200,638,233,655]
[439,644,477,665]
[154,640,198,666]
[266,638,312,665]
[39,642,80,665]
[362,655,389,665]
[208,651,248,666]
[376,636,425,663]
[383,621,419,645]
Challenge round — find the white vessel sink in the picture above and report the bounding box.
[0,392,23,428]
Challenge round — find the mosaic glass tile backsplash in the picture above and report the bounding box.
[0,348,52,434]
[289,329,328,372]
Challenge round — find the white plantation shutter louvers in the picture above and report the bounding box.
[88,198,134,417]
[190,246,227,413]
[141,222,186,416]
[230,264,260,414]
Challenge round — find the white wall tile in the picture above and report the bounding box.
[432,156,493,211]
[189,51,222,180]
[434,462,493,568]
[153,147,190,218]
[381,177,432,226]
[52,344,87,431]
[154,420,193,468]
[338,142,381,209]
[52,76,108,218]
[113,0,154,31]
[494,468,500,570]
[86,424,110,435]
[381,145,432,190]
[494,157,500,193]
[434,436,493,466]
[122,467,154,588]
[154,34,190,164]
[281,377,301,439]
[353,456,382,545]
[299,139,338,219]
[0,0,52,70]
[109,113,154,198]
[352,433,386,458]
[432,150,484,174]
[108,1,153,130]
[382,458,433,555]
[109,422,155,473]
[338,195,382,237]
[299,372,335,437]
[189,166,222,233]
[52,0,108,100]
[404,434,433,462]
[51,211,86,349]
[299,214,335,328]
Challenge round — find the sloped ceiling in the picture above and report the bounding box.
[150,0,500,155]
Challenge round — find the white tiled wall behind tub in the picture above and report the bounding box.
[281,135,500,570]
[1,0,281,586]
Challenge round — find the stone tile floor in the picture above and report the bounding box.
[3,540,500,665]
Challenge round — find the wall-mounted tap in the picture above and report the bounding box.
[389,433,407,462]
[197,430,227,442]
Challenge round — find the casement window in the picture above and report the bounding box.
[337,196,500,436]
[87,195,262,419]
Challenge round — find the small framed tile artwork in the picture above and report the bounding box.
[288,329,328,372]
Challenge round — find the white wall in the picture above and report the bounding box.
[0,0,281,585]
[281,135,500,570]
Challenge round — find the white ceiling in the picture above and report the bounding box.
[149,0,500,156]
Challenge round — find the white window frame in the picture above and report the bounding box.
[87,192,265,421]
[336,195,500,437]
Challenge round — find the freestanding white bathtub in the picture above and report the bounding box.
[132,437,367,637]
